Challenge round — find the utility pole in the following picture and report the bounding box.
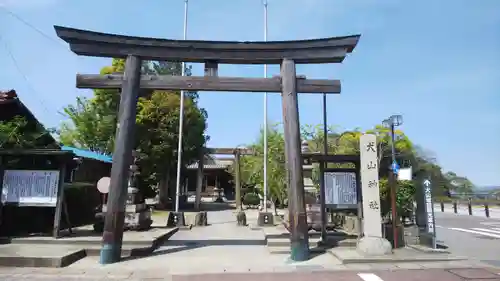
[320,93,328,242]
[383,114,403,249]
[389,122,398,248]
[262,0,269,212]
[174,0,189,214]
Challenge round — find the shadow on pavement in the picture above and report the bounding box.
[121,238,266,262]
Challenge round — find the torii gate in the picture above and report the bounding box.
[54,25,359,263]
[201,147,254,211]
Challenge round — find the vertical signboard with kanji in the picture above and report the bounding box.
[359,134,383,238]
[423,178,437,248]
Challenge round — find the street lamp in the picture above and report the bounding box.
[382,115,403,175]
[382,114,403,249]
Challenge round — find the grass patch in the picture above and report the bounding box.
[151,210,170,220]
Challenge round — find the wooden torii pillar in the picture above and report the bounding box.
[54,25,360,263]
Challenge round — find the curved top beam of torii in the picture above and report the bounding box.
[54,25,360,64]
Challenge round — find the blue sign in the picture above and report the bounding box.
[391,161,400,174]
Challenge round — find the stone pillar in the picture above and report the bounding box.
[356,134,392,256]
[195,149,204,211]
[235,150,247,226]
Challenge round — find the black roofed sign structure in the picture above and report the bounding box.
[54,25,360,264]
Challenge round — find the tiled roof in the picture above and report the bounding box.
[0,89,59,149]
[187,155,232,170]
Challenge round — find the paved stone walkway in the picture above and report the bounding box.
[1,209,499,280]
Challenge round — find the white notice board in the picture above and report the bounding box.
[324,172,358,209]
[1,170,60,206]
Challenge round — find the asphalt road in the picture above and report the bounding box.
[434,210,500,267]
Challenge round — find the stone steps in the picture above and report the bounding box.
[0,244,86,268]
[0,227,179,263]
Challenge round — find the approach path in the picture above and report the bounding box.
[1,208,498,280]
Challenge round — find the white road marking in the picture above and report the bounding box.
[358,273,385,281]
[450,227,500,238]
[472,228,500,234]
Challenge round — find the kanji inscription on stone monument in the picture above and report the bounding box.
[359,134,383,237]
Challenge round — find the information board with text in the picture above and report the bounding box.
[324,171,358,209]
[1,170,60,206]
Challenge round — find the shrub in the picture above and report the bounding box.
[0,182,101,236]
[243,193,260,206]
[379,179,415,220]
[64,182,101,227]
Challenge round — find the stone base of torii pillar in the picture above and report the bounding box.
[356,236,393,256]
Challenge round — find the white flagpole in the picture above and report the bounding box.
[262,0,269,212]
[174,0,189,213]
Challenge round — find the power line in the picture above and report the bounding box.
[0,34,53,118]
[0,6,68,51]
[0,5,83,125]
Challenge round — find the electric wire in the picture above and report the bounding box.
[0,34,52,116]
[0,5,83,126]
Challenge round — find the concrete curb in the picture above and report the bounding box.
[407,244,451,254]
[0,227,179,267]
[328,248,468,264]
[0,248,86,268]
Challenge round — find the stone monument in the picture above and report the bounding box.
[356,134,392,256]
[95,151,152,232]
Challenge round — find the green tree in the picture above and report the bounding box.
[59,59,127,154]
[59,97,116,154]
[303,124,415,188]
[443,171,474,195]
[59,59,208,203]
[239,124,287,214]
[379,179,416,221]
[411,146,457,197]
[0,116,56,149]
[135,89,207,203]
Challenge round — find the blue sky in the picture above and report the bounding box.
[1,0,499,186]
